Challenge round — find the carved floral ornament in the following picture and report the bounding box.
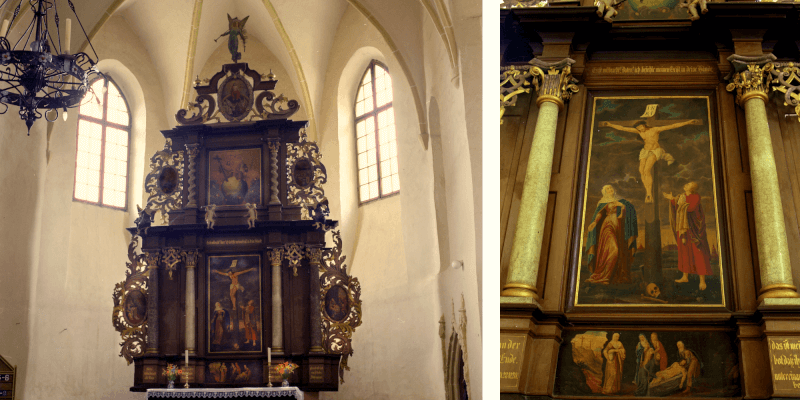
[286,127,330,222]
[726,58,800,122]
[176,63,299,125]
[320,231,363,384]
[500,58,579,124]
[142,139,184,224]
[112,235,149,365]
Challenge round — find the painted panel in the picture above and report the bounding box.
[208,254,262,353]
[575,96,725,307]
[208,147,262,206]
[555,330,740,397]
[205,361,262,384]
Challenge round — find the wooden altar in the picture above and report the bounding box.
[112,61,362,393]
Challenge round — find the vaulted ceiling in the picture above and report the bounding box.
[0,0,467,138]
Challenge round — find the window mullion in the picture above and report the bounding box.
[370,63,384,198]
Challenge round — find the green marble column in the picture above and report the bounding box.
[502,58,578,301]
[727,54,800,306]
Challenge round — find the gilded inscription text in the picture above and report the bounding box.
[500,333,526,391]
[769,337,800,393]
[590,65,714,75]
[206,238,262,246]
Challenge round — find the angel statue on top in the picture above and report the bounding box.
[216,14,250,62]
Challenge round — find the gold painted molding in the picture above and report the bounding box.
[180,0,204,111]
[261,0,318,141]
[347,0,429,149]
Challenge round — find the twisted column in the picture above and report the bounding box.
[307,247,324,353]
[269,248,284,353]
[727,54,800,305]
[145,252,160,353]
[185,144,200,208]
[268,140,281,205]
[182,250,199,354]
[502,58,578,301]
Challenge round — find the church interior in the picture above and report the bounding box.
[501,0,800,398]
[0,0,482,399]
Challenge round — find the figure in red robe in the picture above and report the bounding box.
[664,182,713,290]
[651,332,668,371]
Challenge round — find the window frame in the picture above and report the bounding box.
[354,60,399,205]
[72,75,132,211]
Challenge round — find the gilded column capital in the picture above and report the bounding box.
[726,54,777,105]
[145,252,160,271]
[500,58,579,124]
[268,248,284,266]
[529,58,579,111]
[181,250,199,269]
[770,62,800,122]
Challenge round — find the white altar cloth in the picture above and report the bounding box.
[146,387,303,399]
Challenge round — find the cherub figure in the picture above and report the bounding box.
[215,14,249,62]
[244,203,257,229]
[679,0,707,21]
[595,0,624,23]
[204,204,218,229]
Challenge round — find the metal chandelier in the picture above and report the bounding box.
[0,0,102,133]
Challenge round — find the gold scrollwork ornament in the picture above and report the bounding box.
[286,128,330,222]
[771,62,800,122]
[112,235,149,364]
[320,231,363,383]
[143,139,185,224]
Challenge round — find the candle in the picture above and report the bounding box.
[1,20,9,38]
[64,19,71,54]
[185,350,188,366]
[268,347,271,365]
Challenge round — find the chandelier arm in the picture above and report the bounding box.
[14,12,34,51]
[65,0,96,60]
[0,102,7,114]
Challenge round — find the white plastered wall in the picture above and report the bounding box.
[21,16,168,400]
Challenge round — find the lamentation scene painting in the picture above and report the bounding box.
[208,254,262,353]
[208,147,262,206]
[575,96,725,306]
[554,330,740,397]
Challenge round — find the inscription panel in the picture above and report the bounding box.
[769,337,800,395]
[143,365,158,383]
[309,365,324,383]
[500,333,526,391]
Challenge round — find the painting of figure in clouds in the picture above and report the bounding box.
[575,96,725,306]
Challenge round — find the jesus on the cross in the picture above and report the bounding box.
[598,119,702,203]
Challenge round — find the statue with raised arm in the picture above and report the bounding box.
[215,14,249,63]
[598,119,701,203]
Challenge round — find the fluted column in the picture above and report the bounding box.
[502,58,579,300]
[307,247,324,353]
[727,54,800,305]
[269,248,284,353]
[182,250,198,354]
[145,252,160,353]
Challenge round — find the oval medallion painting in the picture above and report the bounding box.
[158,166,179,194]
[293,159,314,188]
[123,289,147,326]
[324,285,349,322]
[219,74,254,122]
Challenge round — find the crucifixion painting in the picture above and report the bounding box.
[208,254,262,353]
[575,96,725,306]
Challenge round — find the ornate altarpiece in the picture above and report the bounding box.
[112,62,362,392]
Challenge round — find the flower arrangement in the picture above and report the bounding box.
[162,363,184,382]
[274,361,298,380]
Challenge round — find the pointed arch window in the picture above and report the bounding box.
[355,61,400,203]
[73,77,131,209]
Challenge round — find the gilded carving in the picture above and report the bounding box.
[725,54,776,105]
[501,58,578,124]
[185,144,200,208]
[268,140,281,205]
[284,243,304,277]
[771,62,800,122]
[182,250,199,269]
[500,0,549,8]
[306,247,323,268]
[144,140,185,224]
[286,128,330,222]
[112,235,149,364]
[320,231,363,383]
[269,248,284,266]
[162,248,183,280]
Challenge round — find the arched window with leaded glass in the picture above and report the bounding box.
[73,77,131,209]
[354,61,400,204]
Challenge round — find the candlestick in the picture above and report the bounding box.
[1,20,9,38]
[64,19,71,54]
[267,347,272,387]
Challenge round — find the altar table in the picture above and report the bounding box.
[146,387,303,399]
